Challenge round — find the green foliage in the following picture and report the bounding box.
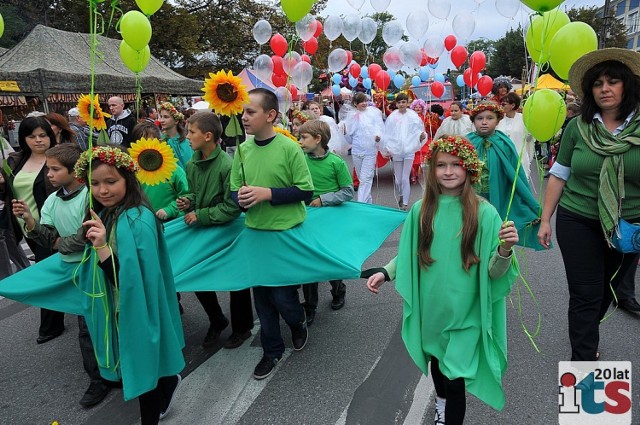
[567,6,628,48]
[487,27,526,78]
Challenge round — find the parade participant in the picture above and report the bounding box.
[490,76,512,104]
[298,119,354,324]
[68,107,97,151]
[433,102,473,141]
[11,143,111,407]
[497,93,532,179]
[159,101,194,170]
[291,110,312,138]
[77,146,184,423]
[364,136,519,424]
[106,96,136,147]
[344,92,384,204]
[466,102,543,249]
[46,112,77,145]
[302,100,349,154]
[538,48,640,360]
[383,93,426,210]
[175,111,253,349]
[231,88,313,379]
[409,99,442,186]
[0,116,64,343]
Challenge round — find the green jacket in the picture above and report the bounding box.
[184,144,240,226]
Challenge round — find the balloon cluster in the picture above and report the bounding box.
[444,35,494,96]
[119,0,164,74]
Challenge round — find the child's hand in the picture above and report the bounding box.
[11,199,32,220]
[238,185,271,208]
[156,209,168,220]
[498,220,518,254]
[176,197,191,211]
[184,211,198,225]
[309,198,322,207]
[366,272,386,294]
[82,209,107,248]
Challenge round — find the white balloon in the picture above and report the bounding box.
[324,15,343,42]
[382,20,404,46]
[328,48,349,72]
[428,0,451,20]
[383,46,403,72]
[400,42,422,70]
[275,87,292,115]
[253,54,274,82]
[295,14,317,42]
[347,0,366,10]
[342,14,362,42]
[359,17,378,44]
[452,12,476,41]
[406,11,429,40]
[495,0,520,18]
[370,0,391,12]
[252,20,272,45]
[283,51,301,76]
[423,37,445,58]
[292,61,313,88]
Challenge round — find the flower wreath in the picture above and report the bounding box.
[292,110,313,124]
[75,146,138,183]
[469,101,504,121]
[159,102,184,122]
[426,135,483,184]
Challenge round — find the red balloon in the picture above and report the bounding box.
[427,56,439,65]
[431,81,445,98]
[444,35,457,52]
[469,51,486,72]
[450,45,468,69]
[289,84,298,99]
[368,63,382,79]
[270,33,288,57]
[272,55,284,74]
[301,54,311,63]
[350,63,361,78]
[420,50,428,66]
[302,37,318,55]
[477,75,493,96]
[374,71,390,91]
[463,68,480,88]
[314,20,323,38]
[272,72,287,87]
[346,50,353,65]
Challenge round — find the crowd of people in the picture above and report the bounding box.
[0,47,638,425]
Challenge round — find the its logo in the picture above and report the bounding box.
[558,361,632,424]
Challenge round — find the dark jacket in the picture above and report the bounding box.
[106,109,137,148]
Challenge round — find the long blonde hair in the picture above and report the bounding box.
[419,148,480,272]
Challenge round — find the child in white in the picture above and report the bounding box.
[433,102,474,141]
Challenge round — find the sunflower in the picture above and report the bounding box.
[202,70,249,116]
[77,94,111,130]
[274,127,299,145]
[128,138,178,186]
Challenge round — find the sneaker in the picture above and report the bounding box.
[202,319,229,348]
[305,309,316,327]
[331,293,345,310]
[223,330,252,349]
[291,323,308,351]
[434,396,446,425]
[79,381,111,407]
[253,356,280,380]
[159,374,182,419]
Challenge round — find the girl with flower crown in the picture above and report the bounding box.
[364,136,519,425]
[76,146,185,424]
[159,101,193,171]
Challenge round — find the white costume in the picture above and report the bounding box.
[433,114,474,141]
[497,112,532,179]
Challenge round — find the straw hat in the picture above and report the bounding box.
[568,48,640,98]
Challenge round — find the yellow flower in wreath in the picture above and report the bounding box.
[128,138,178,186]
[202,70,249,116]
[77,94,111,131]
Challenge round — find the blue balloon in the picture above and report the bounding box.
[332,84,341,96]
[361,66,369,79]
[411,76,421,87]
[332,74,342,85]
[363,78,372,89]
[349,76,358,88]
[456,75,465,87]
[434,73,445,83]
[428,61,438,69]
[418,67,430,82]
[393,74,405,89]
[387,70,396,79]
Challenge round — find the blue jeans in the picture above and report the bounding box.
[253,286,305,359]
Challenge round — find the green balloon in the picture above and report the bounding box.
[525,10,570,64]
[135,0,164,15]
[550,22,598,80]
[120,10,151,51]
[520,0,564,12]
[280,0,315,23]
[119,41,151,73]
[0,14,4,39]
[523,89,567,142]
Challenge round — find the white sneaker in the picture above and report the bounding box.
[434,396,446,425]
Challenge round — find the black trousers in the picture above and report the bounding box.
[616,255,639,300]
[28,239,65,338]
[195,289,253,334]
[78,316,102,382]
[138,375,179,425]
[556,206,639,361]
[430,357,466,425]
[302,280,346,311]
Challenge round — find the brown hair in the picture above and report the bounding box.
[298,119,330,150]
[45,143,83,173]
[132,122,162,141]
[352,92,368,106]
[187,111,223,142]
[419,147,480,272]
[46,112,76,144]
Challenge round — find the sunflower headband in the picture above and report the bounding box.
[159,102,184,122]
[292,110,312,124]
[75,146,138,182]
[469,102,504,120]
[426,136,483,183]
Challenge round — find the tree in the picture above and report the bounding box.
[487,27,526,78]
[566,6,628,48]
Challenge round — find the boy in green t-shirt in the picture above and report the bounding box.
[230,88,314,380]
[298,119,354,325]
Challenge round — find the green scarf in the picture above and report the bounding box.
[577,113,640,244]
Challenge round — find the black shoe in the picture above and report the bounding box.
[202,319,229,348]
[223,330,252,349]
[159,374,182,419]
[305,309,316,327]
[292,323,308,351]
[79,381,111,407]
[254,356,280,380]
[331,294,345,310]
[178,302,185,315]
[36,329,64,344]
[618,298,640,314]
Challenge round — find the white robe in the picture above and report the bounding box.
[382,109,424,158]
[319,115,349,155]
[433,115,474,141]
[344,106,385,156]
[497,112,532,178]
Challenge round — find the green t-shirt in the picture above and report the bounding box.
[556,118,640,220]
[143,166,189,220]
[13,170,40,234]
[40,186,88,262]
[305,152,352,198]
[230,133,313,230]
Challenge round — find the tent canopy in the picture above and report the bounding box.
[516,74,570,94]
[0,25,203,97]
[238,68,275,92]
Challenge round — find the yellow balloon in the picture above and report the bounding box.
[120,11,152,51]
[523,89,567,142]
[525,10,570,64]
[549,22,598,80]
[119,41,151,73]
[135,0,164,15]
